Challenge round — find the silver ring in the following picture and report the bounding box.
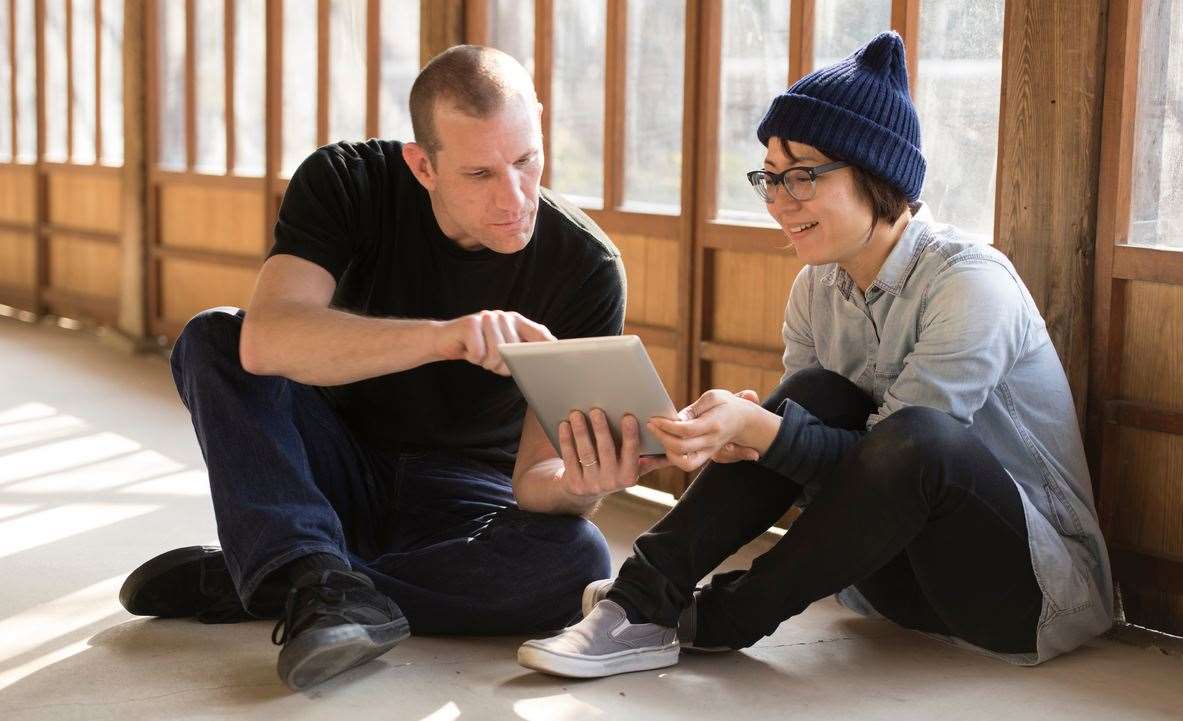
[580,456,599,467]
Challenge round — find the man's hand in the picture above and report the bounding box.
[558,409,669,500]
[433,310,556,375]
[648,389,765,471]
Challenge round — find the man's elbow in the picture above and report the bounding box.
[238,317,277,375]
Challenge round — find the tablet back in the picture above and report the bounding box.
[499,335,676,456]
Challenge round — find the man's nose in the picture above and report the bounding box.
[495,170,527,212]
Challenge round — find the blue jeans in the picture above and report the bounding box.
[170,308,612,635]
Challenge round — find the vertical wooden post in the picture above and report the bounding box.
[533,0,552,187]
[994,0,1108,423]
[420,0,464,67]
[602,0,624,210]
[890,0,919,96]
[116,0,147,342]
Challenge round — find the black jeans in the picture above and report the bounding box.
[171,308,612,634]
[609,367,1042,654]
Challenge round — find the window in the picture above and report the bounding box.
[43,0,67,162]
[14,0,36,162]
[915,0,1005,241]
[101,0,125,166]
[813,0,889,68]
[0,0,11,162]
[1129,0,1183,249]
[159,0,187,170]
[489,0,533,77]
[378,0,418,142]
[233,0,265,175]
[716,0,789,222]
[70,0,97,163]
[622,0,685,212]
[549,0,606,207]
[194,0,226,174]
[329,0,367,143]
[281,0,317,176]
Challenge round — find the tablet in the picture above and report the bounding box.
[499,335,678,457]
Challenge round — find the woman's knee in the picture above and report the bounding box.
[851,405,971,479]
[768,367,875,431]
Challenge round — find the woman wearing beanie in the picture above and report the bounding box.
[518,32,1112,677]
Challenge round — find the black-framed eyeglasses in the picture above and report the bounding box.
[746,161,849,203]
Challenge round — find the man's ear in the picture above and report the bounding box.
[402,142,436,191]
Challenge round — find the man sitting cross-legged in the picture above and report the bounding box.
[119,46,666,691]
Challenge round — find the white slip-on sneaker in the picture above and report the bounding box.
[517,600,679,678]
[579,579,733,654]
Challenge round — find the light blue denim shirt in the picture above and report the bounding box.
[781,202,1113,664]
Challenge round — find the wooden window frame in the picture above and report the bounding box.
[1089,0,1183,599]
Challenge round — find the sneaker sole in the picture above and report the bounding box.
[517,642,679,679]
[119,545,222,617]
[278,617,411,691]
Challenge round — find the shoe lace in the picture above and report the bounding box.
[270,584,346,646]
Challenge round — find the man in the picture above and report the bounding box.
[119,46,657,691]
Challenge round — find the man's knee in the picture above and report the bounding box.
[171,307,245,374]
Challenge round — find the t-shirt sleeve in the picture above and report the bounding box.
[268,144,368,282]
[552,254,627,340]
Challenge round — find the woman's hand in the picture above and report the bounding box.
[649,389,765,471]
[558,409,670,500]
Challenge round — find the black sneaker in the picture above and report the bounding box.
[119,546,250,624]
[271,569,410,690]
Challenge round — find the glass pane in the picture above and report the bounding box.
[234,0,264,175]
[378,0,418,142]
[813,0,890,68]
[621,0,684,212]
[329,0,366,142]
[194,0,225,173]
[915,0,1004,241]
[100,0,124,166]
[71,0,96,163]
[282,0,317,176]
[14,0,34,162]
[44,0,67,162]
[716,0,790,222]
[158,0,186,170]
[489,0,533,78]
[0,0,11,162]
[550,0,605,207]
[1129,0,1183,249]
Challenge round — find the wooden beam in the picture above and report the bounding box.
[420,0,465,67]
[264,0,281,254]
[116,0,147,340]
[602,0,625,210]
[365,0,378,139]
[316,0,328,147]
[1112,244,1183,286]
[994,0,1108,426]
[534,0,552,187]
[890,0,919,96]
[464,0,489,45]
[788,0,813,83]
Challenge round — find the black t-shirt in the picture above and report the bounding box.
[268,140,626,473]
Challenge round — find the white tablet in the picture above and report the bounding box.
[499,335,678,457]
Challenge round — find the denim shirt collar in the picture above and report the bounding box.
[820,202,932,300]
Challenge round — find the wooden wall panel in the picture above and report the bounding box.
[708,249,801,349]
[1118,281,1183,412]
[46,171,123,234]
[616,233,679,329]
[47,235,122,298]
[707,361,783,399]
[1109,426,1183,560]
[649,344,678,396]
[0,166,37,224]
[158,185,267,257]
[159,258,258,324]
[0,231,37,288]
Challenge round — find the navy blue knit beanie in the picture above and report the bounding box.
[756,31,925,201]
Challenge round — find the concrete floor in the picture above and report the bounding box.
[0,314,1180,721]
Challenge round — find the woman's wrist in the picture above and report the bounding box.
[737,403,781,457]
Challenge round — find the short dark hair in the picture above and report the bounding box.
[408,45,535,160]
[776,137,909,225]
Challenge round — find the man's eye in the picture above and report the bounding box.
[468,171,488,179]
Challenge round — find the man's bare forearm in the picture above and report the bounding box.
[240,301,441,386]
[513,457,602,517]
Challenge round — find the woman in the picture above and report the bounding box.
[518,31,1112,678]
